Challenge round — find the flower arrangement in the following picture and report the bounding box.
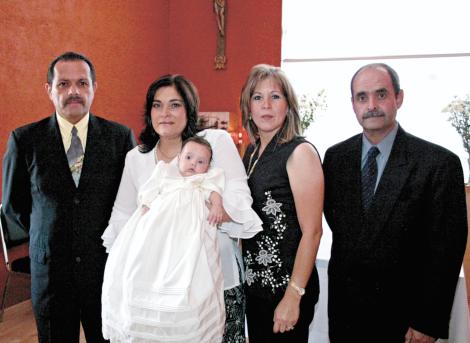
[443,95,470,183]
[298,89,327,132]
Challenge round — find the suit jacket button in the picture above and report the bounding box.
[75,256,81,263]
[73,197,80,205]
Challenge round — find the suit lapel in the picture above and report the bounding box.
[340,135,366,239]
[347,136,364,218]
[364,127,411,236]
[76,114,101,191]
[45,115,78,189]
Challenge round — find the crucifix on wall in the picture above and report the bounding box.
[213,0,226,69]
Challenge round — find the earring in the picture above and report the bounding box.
[249,114,252,121]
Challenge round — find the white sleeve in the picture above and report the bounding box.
[138,161,166,208]
[201,167,225,200]
[102,147,151,252]
[203,130,263,238]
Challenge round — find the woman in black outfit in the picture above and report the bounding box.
[240,64,324,342]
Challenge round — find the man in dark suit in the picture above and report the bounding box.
[323,63,467,343]
[2,51,136,342]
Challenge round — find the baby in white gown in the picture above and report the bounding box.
[102,137,226,343]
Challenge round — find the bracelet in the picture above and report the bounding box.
[289,280,305,296]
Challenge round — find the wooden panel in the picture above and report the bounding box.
[0,300,85,342]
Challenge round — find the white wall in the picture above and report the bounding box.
[282,0,470,259]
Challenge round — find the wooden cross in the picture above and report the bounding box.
[213,0,226,69]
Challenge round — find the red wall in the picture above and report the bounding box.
[169,0,282,127]
[0,0,168,146]
[0,0,282,196]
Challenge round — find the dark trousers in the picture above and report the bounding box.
[33,286,108,343]
[329,328,406,343]
[31,259,108,343]
[32,288,107,343]
[329,316,408,343]
[246,292,315,343]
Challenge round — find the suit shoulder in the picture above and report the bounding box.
[12,116,52,134]
[405,132,460,162]
[10,116,54,142]
[325,134,361,157]
[91,114,132,134]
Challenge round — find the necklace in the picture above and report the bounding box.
[155,140,179,163]
[247,144,261,178]
[154,147,162,164]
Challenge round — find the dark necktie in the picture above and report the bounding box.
[361,146,380,211]
[67,126,84,187]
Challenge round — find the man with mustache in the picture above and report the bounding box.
[323,63,467,343]
[2,51,136,342]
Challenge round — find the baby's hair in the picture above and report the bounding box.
[181,136,213,161]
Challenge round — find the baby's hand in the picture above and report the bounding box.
[141,205,150,215]
[207,205,223,226]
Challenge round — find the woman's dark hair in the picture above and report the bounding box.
[138,75,199,153]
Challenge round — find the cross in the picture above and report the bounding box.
[213,0,226,69]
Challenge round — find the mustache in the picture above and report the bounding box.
[362,110,385,120]
[65,96,84,105]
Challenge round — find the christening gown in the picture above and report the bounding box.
[102,159,225,342]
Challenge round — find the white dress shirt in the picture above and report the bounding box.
[56,112,89,151]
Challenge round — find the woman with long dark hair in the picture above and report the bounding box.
[102,75,262,342]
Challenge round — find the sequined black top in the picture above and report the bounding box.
[242,133,319,301]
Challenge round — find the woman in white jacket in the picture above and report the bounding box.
[101,74,262,342]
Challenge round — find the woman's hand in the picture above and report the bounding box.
[272,286,301,333]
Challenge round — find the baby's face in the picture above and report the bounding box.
[178,142,211,177]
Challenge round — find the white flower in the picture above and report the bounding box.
[245,268,254,285]
[262,198,282,216]
[255,249,273,266]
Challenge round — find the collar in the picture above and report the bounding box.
[362,122,399,157]
[56,112,90,132]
